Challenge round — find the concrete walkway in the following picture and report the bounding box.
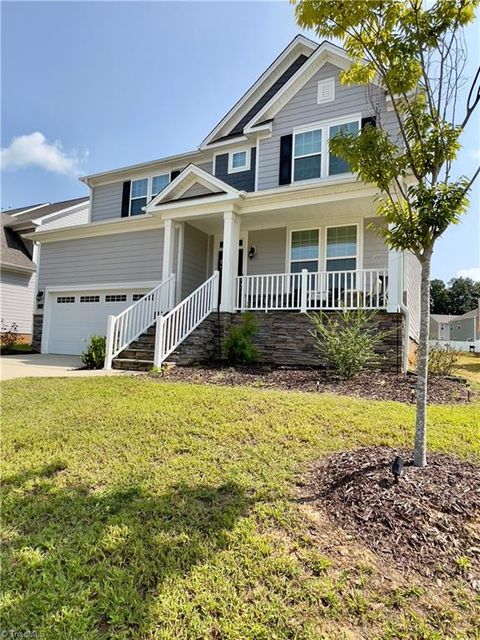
[0,354,129,381]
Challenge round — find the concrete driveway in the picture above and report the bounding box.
[0,354,128,381]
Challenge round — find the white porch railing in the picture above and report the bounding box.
[236,269,388,312]
[154,271,220,366]
[104,274,176,369]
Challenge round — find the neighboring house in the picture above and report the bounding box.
[26,36,421,370]
[0,198,89,342]
[430,314,457,341]
[449,303,480,343]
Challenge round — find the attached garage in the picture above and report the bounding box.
[42,287,149,355]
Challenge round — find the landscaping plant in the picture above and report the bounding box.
[310,308,390,379]
[426,342,460,377]
[224,312,258,365]
[81,334,106,369]
[0,319,19,353]
[294,0,480,466]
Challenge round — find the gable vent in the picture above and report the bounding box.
[317,78,335,104]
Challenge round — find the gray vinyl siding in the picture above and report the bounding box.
[181,223,209,297]
[91,183,123,222]
[180,184,216,199]
[214,148,256,191]
[363,218,388,269]
[450,317,476,341]
[0,269,35,334]
[38,230,164,289]
[257,62,398,190]
[40,205,89,230]
[247,228,287,275]
[90,160,214,222]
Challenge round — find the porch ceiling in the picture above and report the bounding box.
[239,193,378,230]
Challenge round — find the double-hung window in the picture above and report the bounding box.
[326,225,357,272]
[293,130,322,181]
[292,116,360,182]
[228,150,250,173]
[290,229,319,273]
[130,174,170,216]
[130,178,148,216]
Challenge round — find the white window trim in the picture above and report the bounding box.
[292,113,361,184]
[288,227,321,272]
[323,223,361,272]
[130,173,170,216]
[228,149,251,174]
[317,77,335,104]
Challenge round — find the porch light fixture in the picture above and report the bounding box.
[36,290,44,302]
[248,245,256,260]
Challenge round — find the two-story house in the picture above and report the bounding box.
[26,36,421,371]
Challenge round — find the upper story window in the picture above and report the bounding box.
[228,149,250,173]
[292,116,360,183]
[130,178,148,216]
[130,174,170,216]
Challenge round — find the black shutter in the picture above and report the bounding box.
[121,181,131,217]
[279,134,293,185]
[170,170,181,181]
[361,116,377,129]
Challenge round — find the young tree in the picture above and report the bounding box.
[294,0,480,466]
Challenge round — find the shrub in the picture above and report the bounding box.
[224,312,258,365]
[81,335,106,369]
[0,319,19,353]
[309,309,391,379]
[425,342,460,377]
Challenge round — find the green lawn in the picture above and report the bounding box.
[1,377,479,639]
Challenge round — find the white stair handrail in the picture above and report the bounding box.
[104,274,176,369]
[154,271,219,367]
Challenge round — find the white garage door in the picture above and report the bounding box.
[46,288,149,355]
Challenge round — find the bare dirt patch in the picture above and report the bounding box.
[298,447,480,587]
[156,364,471,404]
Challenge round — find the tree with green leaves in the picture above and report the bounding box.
[430,278,451,314]
[294,0,480,466]
[431,276,480,314]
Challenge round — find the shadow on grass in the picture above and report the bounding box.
[2,465,251,637]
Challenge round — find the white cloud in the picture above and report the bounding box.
[457,267,480,280]
[0,132,86,176]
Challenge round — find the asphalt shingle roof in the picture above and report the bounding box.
[2,197,89,225]
[0,214,34,270]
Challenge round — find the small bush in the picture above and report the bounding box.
[426,343,460,376]
[0,319,19,353]
[81,335,106,369]
[224,312,258,365]
[310,309,391,379]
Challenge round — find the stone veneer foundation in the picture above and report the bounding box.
[32,314,43,352]
[170,310,404,372]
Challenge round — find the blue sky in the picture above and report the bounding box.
[1,1,479,282]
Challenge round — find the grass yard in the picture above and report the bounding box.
[1,377,479,639]
[456,352,480,386]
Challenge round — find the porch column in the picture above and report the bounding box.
[220,210,240,312]
[387,247,402,312]
[162,218,175,282]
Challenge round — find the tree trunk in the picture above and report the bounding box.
[413,252,432,467]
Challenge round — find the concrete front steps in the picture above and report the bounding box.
[112,326,155,371]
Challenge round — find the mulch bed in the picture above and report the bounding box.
[299,447,480,585]
[156,364,471,404]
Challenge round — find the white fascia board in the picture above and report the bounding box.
[80,149,203,186]
[0,262,36,274]
[23,213,162,243]
[147,164,242,209]
[8,203,49,218]
[199,135,248,151]
[200,35,318,147]
[151,192,244,214]
[244,43,366,131]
